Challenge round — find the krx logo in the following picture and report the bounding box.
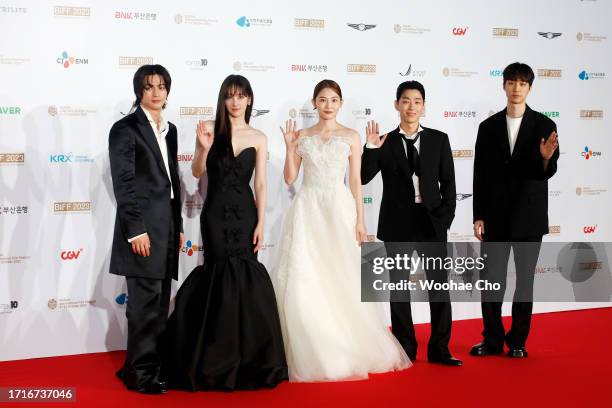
[50,153,73,163]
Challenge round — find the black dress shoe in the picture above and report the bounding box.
[428,356,463,366]
[137,381,168,394]
[507,347,528,358]
[470,342,503,356]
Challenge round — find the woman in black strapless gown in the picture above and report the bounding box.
[163,75,288,391]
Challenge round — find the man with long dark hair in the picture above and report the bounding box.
[108,64,184,393]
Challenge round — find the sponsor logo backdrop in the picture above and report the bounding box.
[1,0,610,360]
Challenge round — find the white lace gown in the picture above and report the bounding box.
[273,135,411,382]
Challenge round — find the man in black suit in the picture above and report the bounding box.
[362,81,461,366]
[470,62,559,358]
[109,65,184,393]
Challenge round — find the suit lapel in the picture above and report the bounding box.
[135,106,170,178]
[165,127,180,196]
[418,127,430,168]
[511,105,534,160]
[389,127,413,180]
[496,108,512,159]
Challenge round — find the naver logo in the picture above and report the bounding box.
[0,106,22,115]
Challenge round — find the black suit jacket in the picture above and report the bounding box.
[108,106,183,280]
[473,105,559,239]
[361,126,456,241]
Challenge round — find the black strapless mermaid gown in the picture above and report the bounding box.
[164,147,288,391]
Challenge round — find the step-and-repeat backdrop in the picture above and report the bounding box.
[1,0,611,361]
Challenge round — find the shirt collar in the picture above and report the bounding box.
[140,105,168,133]
[399,124,423,139]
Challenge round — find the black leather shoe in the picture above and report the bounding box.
[137,381,168,394]
[470,342,503,356]
[428,356,463,366]
[159,380,168,393]
[507,347,528,358]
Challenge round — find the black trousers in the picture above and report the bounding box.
[118,219,176,389]
[385,204,452,360]
[480,235,542,349]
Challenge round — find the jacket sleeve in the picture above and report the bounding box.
[175,157,184,234]
[361,140,383,185]
[473,122,486,223]
[170,124,184,234]
[436,133,456,228]
[526,120,559,181]
[108,122,147,239]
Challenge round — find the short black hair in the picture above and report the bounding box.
[396,80,425,101]
[132,64,172,109]
[503,62,534,86]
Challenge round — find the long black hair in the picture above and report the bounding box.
[131,64,172,109]
[211,75,254,159]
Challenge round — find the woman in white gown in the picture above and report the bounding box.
[273,80,411,382]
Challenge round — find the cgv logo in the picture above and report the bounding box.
[583,225,598,234]
[452,27,468,36]
[60,249,83,260]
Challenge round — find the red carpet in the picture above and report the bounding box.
[1,307,610,407]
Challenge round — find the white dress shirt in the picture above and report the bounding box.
[399,125,423,203]
[506,115,523,154]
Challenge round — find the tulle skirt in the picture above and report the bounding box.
[273,186,411,382]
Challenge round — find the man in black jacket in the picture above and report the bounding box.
[109,65,184,393]
[362,81,461,366]
[470,62,559,358]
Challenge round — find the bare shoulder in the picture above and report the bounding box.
[299,125,315,137]
[244,126,267,150]
[348,128,361,143]
[336,126,360,145]
[253,128,268,145]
